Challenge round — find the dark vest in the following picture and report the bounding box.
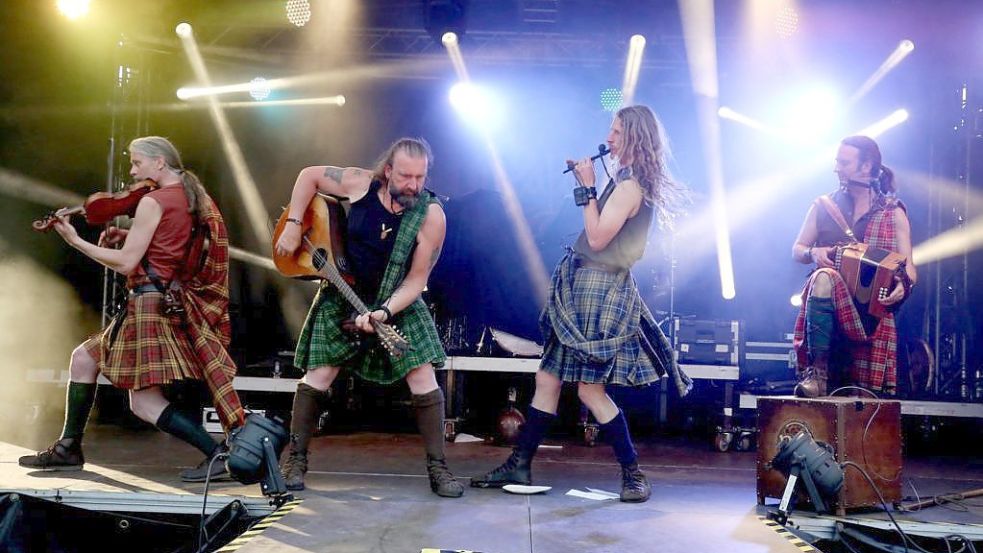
[347,180,408,300]
[815,189,882,247]
[572,172,653,269]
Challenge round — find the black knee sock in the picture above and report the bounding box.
[60,382,97,442]
[156,404,220,458]
[599,410,637,467]
[516,407,555,458]
[290,383,328,454]
[412,388,447,460]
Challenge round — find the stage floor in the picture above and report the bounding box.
[3,423,982,553]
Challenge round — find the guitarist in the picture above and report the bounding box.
[791,135,917,397]
[273,137,463,498]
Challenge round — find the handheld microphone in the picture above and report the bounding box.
[563,144,610,174]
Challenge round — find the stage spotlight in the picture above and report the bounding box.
[249,77,271,101]
[774,2,799,39]
[770,431,844,522]
[175,22,193,38]
[57,0,89,19]
[600,88,623,112]
[226,413,290,497]
[855,108,909,138]
[781,87,840,137]
[899,39,915,53]
[285,0,312,27]
[425,0,468,45]
[790,294,802,307]
[442,32,458,46]
[630,34,646,48]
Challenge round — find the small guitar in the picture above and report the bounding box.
[272,193,411,358]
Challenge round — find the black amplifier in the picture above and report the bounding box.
[672,318,740,366]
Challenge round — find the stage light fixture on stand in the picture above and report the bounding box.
[769,431,844,524]
[225,413,291,500]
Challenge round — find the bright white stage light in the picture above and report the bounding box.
[856,108,909,138]
[286,0,312,27]
[899,39,915,53]
[442,32,458,46]
[780,87,840,138]
[175,22,193,38]
[775,3,799,39]
[630,34,646,48]
[450,82,482,110]
[57,0,89,20]
[790,293,803,307]
[249,78,271,101]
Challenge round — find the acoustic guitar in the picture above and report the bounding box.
[272,193,410,358]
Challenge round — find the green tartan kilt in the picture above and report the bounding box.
[293,285,446,384]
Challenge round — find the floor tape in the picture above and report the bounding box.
[214,499,304,552]
[758,516,821,553]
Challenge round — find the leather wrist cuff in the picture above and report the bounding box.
[574,186,597,206]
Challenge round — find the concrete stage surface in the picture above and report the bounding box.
[3,424,981,552]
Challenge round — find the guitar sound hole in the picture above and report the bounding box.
[312,248,328,270]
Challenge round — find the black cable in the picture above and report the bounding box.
[197,452,228,553]
[841,461,959,553]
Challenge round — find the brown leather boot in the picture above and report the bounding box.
[795,358,828,398]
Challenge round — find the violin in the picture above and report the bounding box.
[32,179,159,232]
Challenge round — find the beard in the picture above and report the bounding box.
[389,182,420,210]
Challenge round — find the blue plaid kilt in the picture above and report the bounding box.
[539,253,689,394]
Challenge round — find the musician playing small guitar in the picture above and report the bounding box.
[272,137,464,498]
[791,135,917,398]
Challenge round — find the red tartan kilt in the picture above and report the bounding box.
[84,293,203,390]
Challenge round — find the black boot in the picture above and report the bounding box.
[470,449,533,488]
[472,406,554,488]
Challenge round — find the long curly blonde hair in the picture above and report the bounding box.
[615,105,687,226]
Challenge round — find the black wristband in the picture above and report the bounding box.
[574,186,597,206]
[286,217,302,226]
[378,305,392,321]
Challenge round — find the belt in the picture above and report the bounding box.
[130,283,162,295]
[573,256,622,273]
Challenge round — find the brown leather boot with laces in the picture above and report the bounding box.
[426,456,464,498]
[18,438,84,471]
[620,462,651,503]
[281,450,308,491]
[795,358,828,398]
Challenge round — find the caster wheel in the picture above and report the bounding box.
[714,432,733,452]
[583,423,599,447]
[443,420,457,442]
[735,433,753,452]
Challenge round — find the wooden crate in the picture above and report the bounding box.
[756,396,902,513]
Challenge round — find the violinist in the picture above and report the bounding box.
[19,136,245,483]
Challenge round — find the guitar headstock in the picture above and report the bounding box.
[372,320,412,359]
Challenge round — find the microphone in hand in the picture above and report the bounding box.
[562,144,610,174]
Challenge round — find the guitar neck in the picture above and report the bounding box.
[301,238,371,314]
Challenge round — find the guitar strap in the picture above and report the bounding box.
[816,194,858,244]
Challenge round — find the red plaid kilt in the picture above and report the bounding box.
[792,268,897,394]
[84,292,203,389]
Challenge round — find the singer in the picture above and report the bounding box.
[472,105,691,503]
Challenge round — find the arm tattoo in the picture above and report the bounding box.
[323,166,343,184]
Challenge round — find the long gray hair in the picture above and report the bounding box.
[128,136,206,221]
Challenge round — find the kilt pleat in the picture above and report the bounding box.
[86,293,203,390]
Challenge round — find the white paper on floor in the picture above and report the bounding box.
[453,433,484,443]
[566,488,619,501]
[503,484,552,495]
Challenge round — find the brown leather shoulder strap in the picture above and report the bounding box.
[816,195,858,243]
